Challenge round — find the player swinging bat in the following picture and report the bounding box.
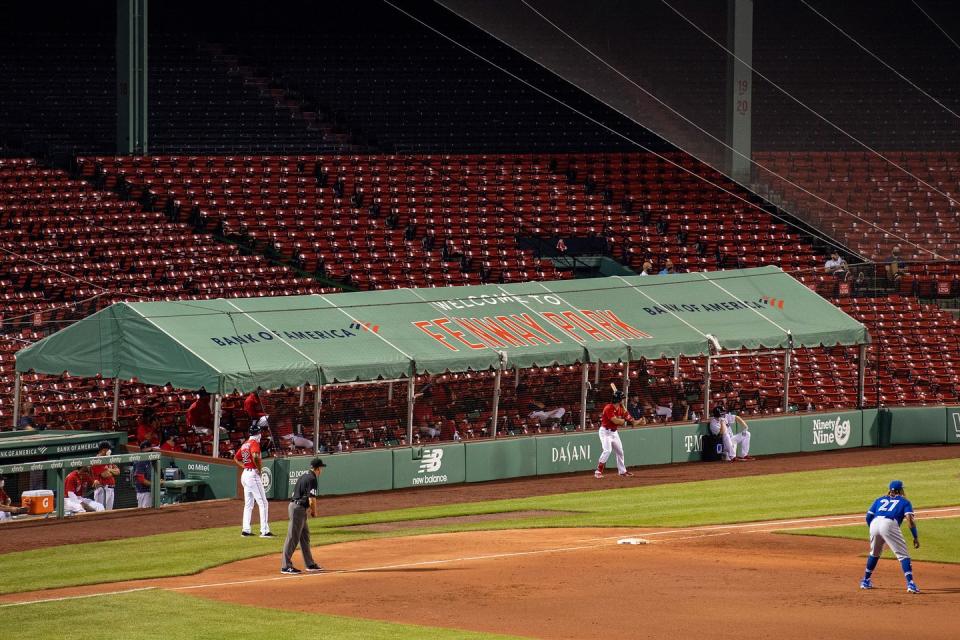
[594,383,638,478]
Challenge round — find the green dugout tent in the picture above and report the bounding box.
[13,267,869,454]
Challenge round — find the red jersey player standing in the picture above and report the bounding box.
[91,440,120,510]
[234,421,272,537]
[594,386,637,479]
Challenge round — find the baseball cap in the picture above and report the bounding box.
[309,457,327,469]
[139,440,153,450]
[889,479,904,491]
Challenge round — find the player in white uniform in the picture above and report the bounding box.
[709,406,753,461]
[234,419,273,538]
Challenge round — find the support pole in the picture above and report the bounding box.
[116,0,148,154]
[726,0,753,182]
[298,385,305,407]
[211,394,222,459]
[11,371,21,428]
[387,381,393,404]
[673,356,681,378]
[782,349,792,413]
[151,456,161,508]
[491,358,503,440]
[703,356,713,420]
[313,384,322,454]
[112,378,121,424]
[406,375,416,446]
[594,361,600,385]
[622,358,631,399]
[514,367,520,389]
[580,362,590,431]
[857,343,867,409]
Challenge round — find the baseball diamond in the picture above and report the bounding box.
[2,1,960,638]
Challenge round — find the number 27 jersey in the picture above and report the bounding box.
[867,496,914,525]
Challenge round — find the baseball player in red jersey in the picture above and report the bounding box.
[64,467,105,514]
[90,440,120,510]
[594,385,638,479]
[235,420,273,537]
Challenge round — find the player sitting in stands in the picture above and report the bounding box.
[518,384,566,426]
[186,390,213,435]
[0,476,28,520]
[63,466,105,514]
[825,252,849,280]
[135,407,160,446]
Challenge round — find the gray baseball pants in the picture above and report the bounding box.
[282,502,317,569]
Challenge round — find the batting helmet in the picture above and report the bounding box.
[612,390,626,402]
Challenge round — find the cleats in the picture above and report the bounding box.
[906,581,920,594]
[859,579,873,590]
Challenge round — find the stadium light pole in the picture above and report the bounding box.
[116,0,148,154]
[211,394,222,458]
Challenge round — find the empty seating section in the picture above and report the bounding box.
[755,152,960,273]
[0,157,335,450]
[86,152,821,290]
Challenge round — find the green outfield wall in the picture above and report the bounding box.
[161,454,239,499]
[271,406,960,497]
[466,438,537,483]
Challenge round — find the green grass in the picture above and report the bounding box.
[2,458,958,595]
[784,518,960,564]
[11,590,525,640]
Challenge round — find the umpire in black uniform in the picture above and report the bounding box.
[280,457,326,574]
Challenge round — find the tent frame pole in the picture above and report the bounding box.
[406,375,415,446]
[580,362,589,431]
[111,378,121,424]
[313,384,322,454]
[491,357,504,440]
[857,343,867,409]
[11,371,21,428]
[622,350,631,398]
[703,356,713,420]
[211,393,222,459]
[782,349,792,413]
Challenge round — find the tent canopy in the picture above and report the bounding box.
[15,267,868,394]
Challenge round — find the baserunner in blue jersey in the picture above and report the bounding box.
[860,480,920,594]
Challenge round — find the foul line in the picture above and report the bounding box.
[0,587,155,609]
[3,506,959,608]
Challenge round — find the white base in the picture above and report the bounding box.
[617,538,649,545]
